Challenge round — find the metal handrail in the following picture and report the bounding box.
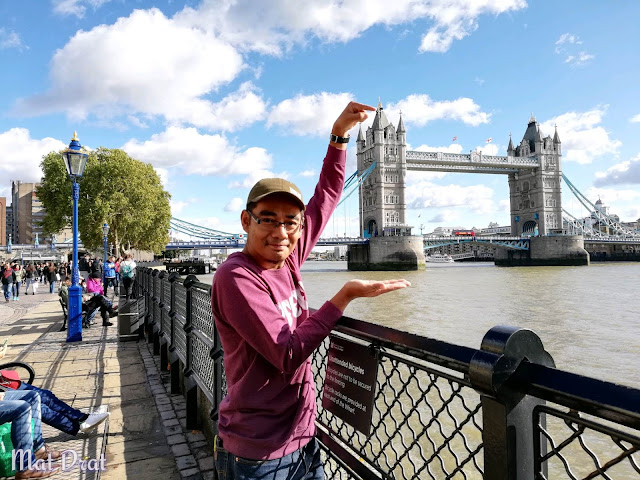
[136,267,640,479]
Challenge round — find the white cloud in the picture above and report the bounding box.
[565,52,594,66]
[170,199,189,216]
[121,126,272,176]
[584,187,640,222]
[0,28,26,51]
[630,114,640,123]
[538,107,621,164]
[228,169,289,189]
[17,8,248,130]
[473,143,500,156]
[594,154,640,186]
[299,170,317,177]
[555,33,582,49]
[406,181,497,214]
[267,92,355,137]
[155,167,169,187]
[554,33,593,66]
[178,0,527,55]
[0,128,66,186]
[52,0,112,18]
[224,197,245,212]
[412,143,464,154]
[428,210,458,223]
[387,94,490,127]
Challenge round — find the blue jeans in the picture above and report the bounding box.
[215,437,323,480]
[3,283,13,301]
[0,390,45,456]
[49,281,56,294]
[13,282,20,297]
[18,383,85,435]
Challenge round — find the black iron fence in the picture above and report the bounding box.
[134,267,640,479]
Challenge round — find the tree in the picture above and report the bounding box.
[36,147,171,255]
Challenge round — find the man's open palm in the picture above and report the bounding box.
[345,279,411,299]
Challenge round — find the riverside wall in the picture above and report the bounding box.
[494,235,590,266]
[348,236,426,271]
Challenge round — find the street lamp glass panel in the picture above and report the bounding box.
[68,153,88,177]
[102,223,110,236]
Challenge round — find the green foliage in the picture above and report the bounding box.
[37,147,171,254]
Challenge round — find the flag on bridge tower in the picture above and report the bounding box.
[452,136,457,142]
[486,137,492,143]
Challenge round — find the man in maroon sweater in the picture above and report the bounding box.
[211,102,410,479]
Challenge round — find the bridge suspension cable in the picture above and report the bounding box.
[337,161,377,208]
[562,174,639,237]
[171,166,375,240]
[169,218,243,240]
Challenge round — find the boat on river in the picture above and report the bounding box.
[425,253,455,263]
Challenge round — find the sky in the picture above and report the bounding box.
[1,0,639,239]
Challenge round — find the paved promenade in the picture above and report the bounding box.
[0,288,214,480]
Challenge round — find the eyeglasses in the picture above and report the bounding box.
[246,210,303,233]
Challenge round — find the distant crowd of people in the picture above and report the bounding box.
[0,253,137,304]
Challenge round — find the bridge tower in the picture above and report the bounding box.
[356,102,411,237]
[508,116,563,236]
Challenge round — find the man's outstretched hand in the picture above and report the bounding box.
[330,279,411,312]
[332,101,376,140]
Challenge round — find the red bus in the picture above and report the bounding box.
[453,230,475,236]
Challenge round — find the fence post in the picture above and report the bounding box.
[209,323,224,435]
[153,270,165,355]
[162,272,180,373]
[469,326,555,480]
[183,274,199,430]
[146,269,159,344]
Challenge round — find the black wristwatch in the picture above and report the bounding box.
[330,133,350,144]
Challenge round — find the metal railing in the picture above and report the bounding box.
[134,267,640,479]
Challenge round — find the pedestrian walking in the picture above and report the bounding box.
[47,263,58,294]
[24,263,36,295]
[1,264,15,303]
[12,264,23,301]
[104,256,116,296]
[119,254,136,299]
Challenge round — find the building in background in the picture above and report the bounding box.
[6,205,13,245]
[10,181,73,246]
[0,197,5,246]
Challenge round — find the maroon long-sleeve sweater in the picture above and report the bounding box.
[211,145,346,459]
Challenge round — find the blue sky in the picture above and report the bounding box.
[1,0,639,239]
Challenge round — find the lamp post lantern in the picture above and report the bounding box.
[102,223,109,292]
[62,131,88,342]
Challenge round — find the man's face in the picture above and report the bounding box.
[241,194,303,269]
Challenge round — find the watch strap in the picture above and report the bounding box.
[330,133,350,144]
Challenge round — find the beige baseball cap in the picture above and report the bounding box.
[246,178,305,210]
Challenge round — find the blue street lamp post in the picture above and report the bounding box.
[102,223,109,293]
[62,132,88,342]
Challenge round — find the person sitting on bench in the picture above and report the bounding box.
[1,373,109,438]
[0,389,61,478]
[60,277,117,327]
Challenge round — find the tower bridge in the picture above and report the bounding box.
[357,104,564,241]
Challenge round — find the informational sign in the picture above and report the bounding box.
[321,335,379,435]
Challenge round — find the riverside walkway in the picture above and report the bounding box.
[0,290,214,480]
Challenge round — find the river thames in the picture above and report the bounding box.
[198,260,639,389]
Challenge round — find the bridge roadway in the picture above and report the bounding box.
[1,235,638,254]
